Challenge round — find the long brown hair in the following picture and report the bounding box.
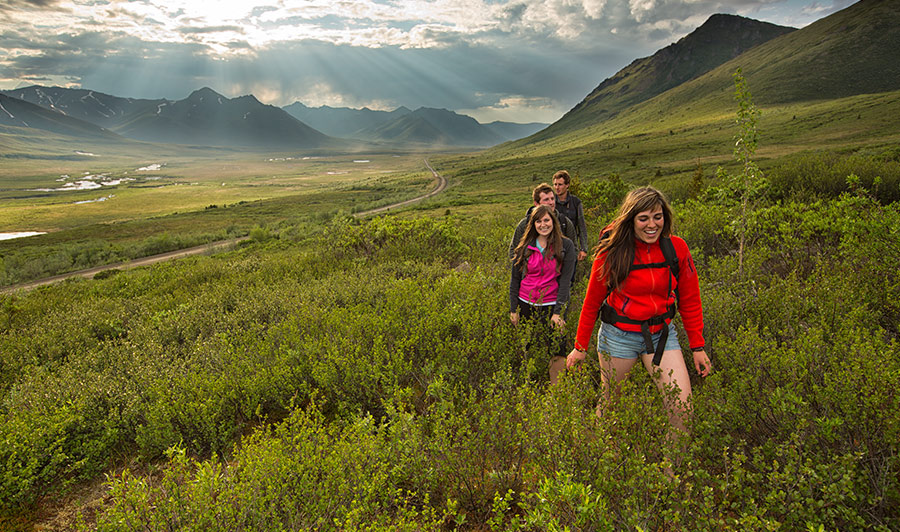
[594,186,673,291]
[512,205,565,273]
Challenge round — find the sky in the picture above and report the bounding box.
[0,0,856,124]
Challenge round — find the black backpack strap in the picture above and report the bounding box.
[660,236,678,280]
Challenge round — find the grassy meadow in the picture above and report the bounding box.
[0,149,440,286]
[0,151,436,231]
[2,81,900,530]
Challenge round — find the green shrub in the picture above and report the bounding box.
[2,185,900,530]
[768,149,900,203]
[569,172,629,222]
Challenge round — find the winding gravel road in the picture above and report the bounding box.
[353,158,447,217]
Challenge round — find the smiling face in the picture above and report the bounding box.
[633,204,664,244]
[534,213,554,237]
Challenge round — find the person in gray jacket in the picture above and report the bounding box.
[552,170,589,262]
[508,182,576,260]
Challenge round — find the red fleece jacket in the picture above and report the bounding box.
[574,235,705,352]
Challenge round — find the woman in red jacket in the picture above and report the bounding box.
[566,186,710,434]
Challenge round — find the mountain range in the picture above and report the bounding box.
[543,13,795,136]
[3,0,898,155]
[512,0,900,151]
[0,93,122,141]
[0,10,799,152]
[282,102,547,145]
[1,87,547,150]
[1,86,340,149]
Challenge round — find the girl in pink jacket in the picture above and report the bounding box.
[510,204,577,383]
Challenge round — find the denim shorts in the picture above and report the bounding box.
[597,321,680,360]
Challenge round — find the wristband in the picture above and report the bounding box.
[691,346,705,352]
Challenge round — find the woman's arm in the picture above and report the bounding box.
[572,252,608,352]
[672,237,705,350]
[509,253,524,314]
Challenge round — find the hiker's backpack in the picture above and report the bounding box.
[599,234,679,365]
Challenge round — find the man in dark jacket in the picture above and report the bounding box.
[508,182,577,259]
[552,170,588,262]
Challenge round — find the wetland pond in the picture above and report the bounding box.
[0,232,46,241]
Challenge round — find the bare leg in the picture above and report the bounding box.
[549,356,567,384]
[596,351,639,418]
[641,349,692,434]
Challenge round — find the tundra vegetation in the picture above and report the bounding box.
[0,153,436,287]
[1,85,899,531]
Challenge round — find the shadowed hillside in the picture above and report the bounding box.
[0,94,124,141]
[0,86,163,129]
[535,13,795,139]
[0,94,146,159]
[353,107,506,147]
[113,88,340,149]
[282,103,412,138]
[501,0,900,159]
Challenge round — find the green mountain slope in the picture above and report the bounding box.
[537,13,794,139]
[635,0,900,118]
[501,0,900,160]
[723,0,900,105]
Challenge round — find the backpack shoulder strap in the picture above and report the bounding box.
[660,236,679,279]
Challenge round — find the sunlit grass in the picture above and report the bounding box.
[0,153,435,232]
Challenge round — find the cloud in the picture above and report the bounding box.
[798,0,855,18]
[0,0,855,122]
[459,94,563,123]
[177,25,245,35]
[0,0,62,10]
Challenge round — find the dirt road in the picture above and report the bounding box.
[354,158,447,217]
[1,238,250,295]
[2,158,447,294]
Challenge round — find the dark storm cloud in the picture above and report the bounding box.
[225,40,253,50]
[216,38,614,113]
[1,27,215,98]
[0,0,854,122]
[0,0,61,10]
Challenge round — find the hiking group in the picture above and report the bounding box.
[508,173,712,447]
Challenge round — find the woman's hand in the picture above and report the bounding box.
[693,350,711,377]
[550,313,565,329]
[509,312,519,326]
[566,348,587,368]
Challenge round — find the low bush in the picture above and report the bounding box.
[0,229,237,287]
[768,148,900,203]
[1,186,898,530]
[569,172,630,222]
